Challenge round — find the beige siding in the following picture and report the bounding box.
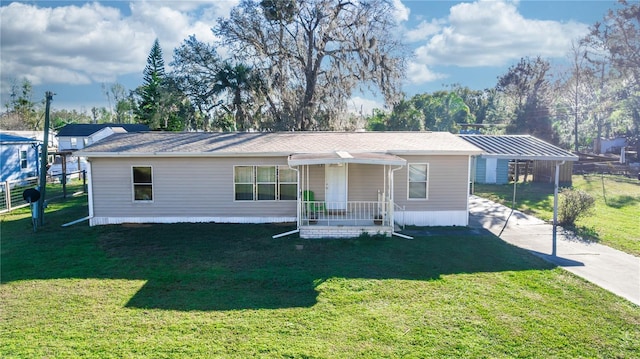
[301,164,325,199]
[393,155,469,211]
[89,154,471,222]
[348,164,385,201]
[90,157,296,219]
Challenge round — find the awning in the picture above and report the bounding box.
[288,151,407,166]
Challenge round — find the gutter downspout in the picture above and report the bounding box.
[389,165,412,239]
[63,160,94,227]
[498,159,517,237]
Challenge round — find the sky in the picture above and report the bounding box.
[0,0,618,115]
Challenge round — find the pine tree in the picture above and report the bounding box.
[143,39,166,84]
[135,39,166,128]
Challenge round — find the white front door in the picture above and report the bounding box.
[325,164,347,211]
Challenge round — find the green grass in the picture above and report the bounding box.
[474,175,640,256]
[1,195,639,358]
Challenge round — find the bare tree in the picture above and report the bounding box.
[215,0,407,130]
[555,41,598,151]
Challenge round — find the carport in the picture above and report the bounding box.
[459,135,579,256]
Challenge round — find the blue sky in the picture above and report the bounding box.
[0,0,617,114]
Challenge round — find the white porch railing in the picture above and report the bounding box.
[300,200,393,227]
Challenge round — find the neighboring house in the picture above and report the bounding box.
[0,133,42,182]
[76,132,483,238]
[4,130,58,149]
[52,124,149,177]
[57,123,149,151]
[595,137,626,155]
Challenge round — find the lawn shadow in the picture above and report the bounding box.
[605,195,638,209]
[561,225,601,244]
[2,212,556,312]
[118,224,554,311]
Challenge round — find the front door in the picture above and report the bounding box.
[485,157,497,183]
[325,164,347,211]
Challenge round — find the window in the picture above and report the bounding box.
[234,165,297,201]
[234,166,254,200]
[20,150,27,169]
[408,163,428,199]
[70,138,77,147]
[256,166,276,200]
[278,166,297,201]
[132,166,153,201]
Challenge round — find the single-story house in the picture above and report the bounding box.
[76,131,483,238]
[0,132,42,182]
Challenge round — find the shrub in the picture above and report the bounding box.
[558,188,595,226]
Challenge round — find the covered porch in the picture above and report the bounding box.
[288,151,407,239]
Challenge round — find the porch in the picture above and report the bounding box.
[288,151,407,239]
[299,200,395,238]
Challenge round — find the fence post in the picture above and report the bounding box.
[82,170,87,193]
[62,158,67,199]
[4,181,10,211]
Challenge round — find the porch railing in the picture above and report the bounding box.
[300,200,392,227]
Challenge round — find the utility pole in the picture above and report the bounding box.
[37,91,54,227]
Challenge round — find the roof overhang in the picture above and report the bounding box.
[480,153,579,161]
[288,151,407,166]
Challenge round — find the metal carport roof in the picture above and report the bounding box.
[459,134,578,257]
[458,134,578,161]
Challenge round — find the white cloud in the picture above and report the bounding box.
[391,0,410,23]
[407,0,590,83]
[406,62,448,84]
[348,96,384,116]
[404,19,444,43]
[0,0,235,91]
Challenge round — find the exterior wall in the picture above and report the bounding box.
[58,136,89,151]
[393,155,469,211]
[348,164,385,201]
[89,156,297,225]
[473,157,509,184]
[496,159,509,185]
[391,155,470,226]
[1,142,39,182]
[533,161,573,185]
[88,154,472,227]
[475,157,487,183]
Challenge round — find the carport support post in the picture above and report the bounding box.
[552,160,565,257]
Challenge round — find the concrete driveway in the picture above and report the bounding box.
[469,195,640,306]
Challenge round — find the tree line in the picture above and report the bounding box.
[1,0,638,153]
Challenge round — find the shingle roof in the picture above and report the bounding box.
[459,134,578,161]
[75,131,483,157]
[57,124,150,137]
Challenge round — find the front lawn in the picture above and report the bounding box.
[474,174,640,256]
[1,195,639,358]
